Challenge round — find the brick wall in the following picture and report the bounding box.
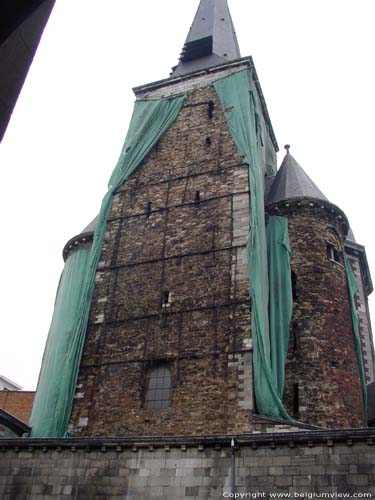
[0,392,34,424]
[0,430,374,499]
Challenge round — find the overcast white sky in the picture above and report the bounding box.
[1,0,375,390]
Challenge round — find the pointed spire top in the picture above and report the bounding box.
[266,151,328,206]
[284,144,291,154]
[172,0,241,77]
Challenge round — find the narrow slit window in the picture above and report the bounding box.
[205,137,211,146]
[194,191,201,205]
[292,322,299,351]
[146,202,152,218]
[208,100,215,119]
[293,383,299,416]
[291,271,297,300]
[145,365,171,410]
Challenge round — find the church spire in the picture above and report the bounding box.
[172,0,241,77]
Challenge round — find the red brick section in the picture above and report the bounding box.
[267,201,365,428]
[69,86,254,436]
[0,391,35,424]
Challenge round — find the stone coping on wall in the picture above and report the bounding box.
[1,428,375,452]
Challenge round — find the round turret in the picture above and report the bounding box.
[62,216,97,261]
[266,150,365,428]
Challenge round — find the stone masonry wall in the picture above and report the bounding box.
[1,430,375,499]
[267,201,365,428]
[69,80,256,437]
[347,253,375,384]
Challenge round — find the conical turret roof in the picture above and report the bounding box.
[172,0,241,77]
[266,150,328,206]
[346,227,356,243]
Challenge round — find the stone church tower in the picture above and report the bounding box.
[30,0,373,438]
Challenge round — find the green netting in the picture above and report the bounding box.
[30,249,91,437]
[213,69,290,419]
[344,253,368,420]
[267,216,293,398]
[30,95,186,437]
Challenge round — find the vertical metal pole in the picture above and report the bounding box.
[231,438,236,495]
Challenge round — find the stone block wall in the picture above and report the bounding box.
[1,429,375,499]
[69,80,257,437]
[267,200,365,428]
[346,251,375,384]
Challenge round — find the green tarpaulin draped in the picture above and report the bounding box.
[30,249,91,437]
[213,69,290,419]
[267,216,293,398]
[30,95,186,437]
[344,253,367,420]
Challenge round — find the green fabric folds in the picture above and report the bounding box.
[267,216,293,398]
[30,249,91,437]
[30,95,186,437]
[344,253,367,419]
[213,69,290,420]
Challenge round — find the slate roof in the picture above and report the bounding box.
[346,227,356,243]
[266,151,328,206]
[0,408,31,436]
[172,0,241,77]
[81,216,98,235]
[0,0,56,142]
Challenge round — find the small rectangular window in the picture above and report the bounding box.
[146,202,152,218]
[327,243,340,263]
[162,291,172,308]
[293,383,299,416]
[208,100,215,119]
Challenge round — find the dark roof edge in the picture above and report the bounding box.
[0,428,374,449]
[0,408,31,435]
[62,231,94,261]
[133,56,278,153]
[266,196,349,229]
[133,56,253,94]
[345,241,373,296]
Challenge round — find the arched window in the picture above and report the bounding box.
[144,365,171,410]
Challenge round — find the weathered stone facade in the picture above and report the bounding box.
[1,430,375,499]
[69,71,263,437]
[346,247,375,385]
[267,200,365,428]
[66,56,369,435]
